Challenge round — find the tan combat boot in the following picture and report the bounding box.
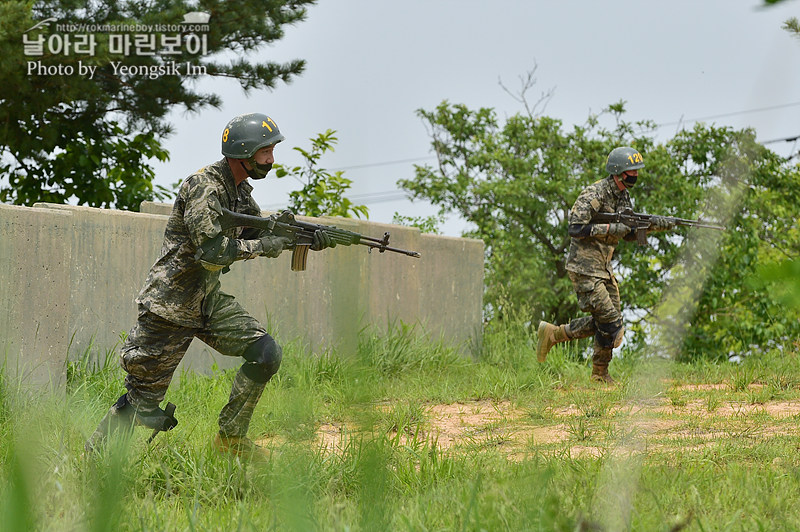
[536,321,571,362]
[590,365,617,385]
[590,346,616,385]
[214,433,269,459]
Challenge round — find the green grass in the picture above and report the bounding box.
[3,322,800,531]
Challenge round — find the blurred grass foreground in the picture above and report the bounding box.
[3,320,800,531]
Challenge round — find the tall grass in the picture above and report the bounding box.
[2,322,800,530]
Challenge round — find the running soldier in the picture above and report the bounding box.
[86,113,335,455]
[536,147,674,383]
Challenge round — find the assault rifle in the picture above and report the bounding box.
[218,208,421,271]
[592,207,725,246]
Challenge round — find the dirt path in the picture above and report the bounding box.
[257,385,800,459]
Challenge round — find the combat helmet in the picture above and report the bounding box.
[605,147,644,175]
[221,113,284,158]
[221,113,284,179]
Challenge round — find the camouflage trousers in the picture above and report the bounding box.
[121,292,270,437]
[566,271,623,350]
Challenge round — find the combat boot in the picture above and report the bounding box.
[84,395,136,453]
[590,346,616,385]
[591,365,617,385]
[214,433,269,460]
[536,321,571,362]
[85,395,178,453]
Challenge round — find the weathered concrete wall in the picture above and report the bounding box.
[0,205,72,391]
[0,202,484,389]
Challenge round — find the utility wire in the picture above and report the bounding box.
[329,155,436,172]
[325,101,800,173]
[267,101,800,207]
[761,134,800,145]
[652,100,800,128]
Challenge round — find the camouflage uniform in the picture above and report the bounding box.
[534,174,635,378]
[564,174,633,352]
[536,147,664,382]
[121,159,276,438]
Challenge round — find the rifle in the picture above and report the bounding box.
[592,207,725,246]
[218,208,421,271]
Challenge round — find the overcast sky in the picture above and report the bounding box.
[152,0,800,235]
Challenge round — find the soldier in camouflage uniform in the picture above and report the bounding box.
[536,147,674,383]
[86,113,335,455]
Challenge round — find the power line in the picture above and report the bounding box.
[263,101,800,209]
[653,101,800,128]
[348,190,410,202]
[762,134,800,145]
[262,190,412,209]
[322,101,800,173]
[329,155,436,172]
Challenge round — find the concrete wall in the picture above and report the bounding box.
[0,202,484,389]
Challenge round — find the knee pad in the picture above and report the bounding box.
[241,334,282,383]
[613,325,625,348]
[595,320,623,349]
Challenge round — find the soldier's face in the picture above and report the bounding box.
[622,170,638,187]
[251,145,276,166]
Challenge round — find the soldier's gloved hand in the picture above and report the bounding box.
[608,222,632,238]
[260,235,293,258]
[311,229,336,251]
[650,216,675,231]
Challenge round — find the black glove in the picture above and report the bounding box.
[608,222,632,238]
[311,229,336,251]
[650,216,675,231]
[260,235,292,258]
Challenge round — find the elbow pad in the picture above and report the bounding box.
[568,224,594,238]
[195,234,237,271]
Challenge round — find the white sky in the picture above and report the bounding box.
[153,0,800,235]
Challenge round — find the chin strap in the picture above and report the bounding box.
[240,159,271,180]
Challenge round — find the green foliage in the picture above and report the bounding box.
[763,0,800,39]
[399,97,647,324]
[401,93,800,360]
[274,129,369,218]
[750,257,800,322]
[786,17,800,37]
[678,136,800,360]
[391,212,444,234]
[0,0,315,210]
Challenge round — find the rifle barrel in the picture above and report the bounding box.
[362,241,422,257]
[675,220,726,230]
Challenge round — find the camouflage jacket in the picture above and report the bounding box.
[565,175,633,279]
[136,159,267,327]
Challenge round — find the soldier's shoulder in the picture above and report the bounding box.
[181,161,226,192]
[575,178,605,200]
[190,160,226,181]
[589,177,611,191]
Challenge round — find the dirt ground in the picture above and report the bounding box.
[258,383,800,459]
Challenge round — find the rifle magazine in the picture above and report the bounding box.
[291,245,310,271]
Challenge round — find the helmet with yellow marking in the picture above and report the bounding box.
[221,113,284,159]
[605,146,644,175]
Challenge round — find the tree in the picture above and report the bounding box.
[760,0,800,323]
[391,212,444,234]
[763,0,800,38]
[274,129,368,218]
[400,93,800,360]
[0,0,316,210]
